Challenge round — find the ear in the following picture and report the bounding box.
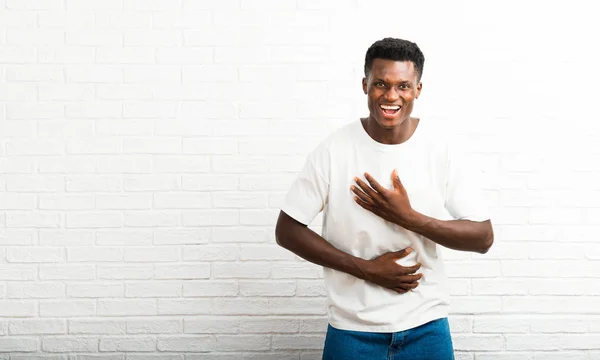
[415,82,422,99]
[362,77,368,94]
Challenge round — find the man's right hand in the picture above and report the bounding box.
[362,248,422,294]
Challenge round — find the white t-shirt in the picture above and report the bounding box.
[281,119,490,333]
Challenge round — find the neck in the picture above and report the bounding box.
[362,116,418,145]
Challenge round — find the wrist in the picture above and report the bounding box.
[350,256,372,281]
[397,209,426,231]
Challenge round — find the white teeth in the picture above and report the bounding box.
[380,105,400,110]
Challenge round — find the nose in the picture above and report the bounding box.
[384,87,400,102]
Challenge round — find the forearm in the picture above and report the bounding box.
[275,211,370,280]
[404,212,494,254]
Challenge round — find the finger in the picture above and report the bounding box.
[391,247,413,260]
[364,173,389,196]
[396,282,420,291]
[354,177,381,201]
[354,196,377,214]
[397,274,422,283]
[391,169,405,191]
[394,288,407,294]
[400,263,422,274]
[351,185,375,206]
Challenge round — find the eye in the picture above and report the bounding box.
[398,84,409,90]
[374,82,386,88]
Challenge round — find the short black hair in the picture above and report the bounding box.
[364,38,425,80]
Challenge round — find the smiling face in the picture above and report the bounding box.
[362,59,422,130]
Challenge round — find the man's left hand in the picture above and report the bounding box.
[351,169,418,228]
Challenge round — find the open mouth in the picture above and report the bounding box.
[379,104,401,116]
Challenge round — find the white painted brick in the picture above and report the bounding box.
[503,296,599,313]
[529,316,588,333]
[96,194,151,210]
[6,140,64,156]
[95,120,153,136]
[7,283,65,299]
[38,45,95,63]
[97,155,153,174]
[472,279,529,295]
[65,102,122,119]
[96,85,154,100]
[97,300,156,316]
[42,337,98,352]
[0,267,37,281]
[0,193,36,210]
[0,156,36,173]
[271,335,322,350]
[157,299,212,315]
[239,209,279,225]
[95,12,152,28]
[154,193,211,209]
[39,84,95,101]
[506,335,561,351]
[38,156,96,174]
[67,284,124,298]
[182,175,238,191]
[445,278,470,296]
[66,212,122,228]
[268,298,326,315]
[39,265,95,280]
[216,335,270,351]
[183,281,238,297]
[39,195,94,210]
[212,192,268,209]
[123,138,181,154]
[239,244,296,261]
[239,281,295,296]
[211,227,268,243]
[184,317,239,334]
[157,336,215,352]
[182,210,239,227]
[474,316,529,333]
[154,119,213,136]
[0,301,37,316]
[127,319,182,334]
[128,356,183,360]
[9,319,66,335]
[96,229,153,246]
[66,139,122,155]
[99,337,156,352]
[123,175,180,191]
[39,10,94,27]
[153,263,211,281]
[0,230,36,245]
[270,262,322,279]
[445,261,502,278]
[213,298,268,315]
[182,66,237,83]
[39,230,94,246]
[6,247,64,263]
[528,242,584,260]
[0,337,38,352]
[5,29,64,46]
[475,354,532,360]
[124,247,180,262]
[450,296,502,314]
[69,320,125,335]
[0,46,36,63]
[453,335,504,351]
[241,318,300,334]
[0,11,37,27]
[211,156,269,173]
[213,262,270,279]
[6,65,63,82]
[126,282,182,297]
[123,102,179,118]
[0,84,36,101]
[154,229,209,245]
[65,246,121,263]
[97,265,152,280]
[153,10,211,28]
[124,210,181,227]
[248,354,300,360]
[528,279,599,295]
[182,138,237,155]
[66,29,122,46]
[124,30,182,46]
[157,47,213,64]
[533,353,587,360]
[40,300,95,317]
[296,280,326,297]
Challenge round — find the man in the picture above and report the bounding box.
[275,38,493,359]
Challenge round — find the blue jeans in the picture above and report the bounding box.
[322,318,455,360]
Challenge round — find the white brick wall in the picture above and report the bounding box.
[1,0,599,358]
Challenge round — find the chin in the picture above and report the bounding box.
[375,116,403,129]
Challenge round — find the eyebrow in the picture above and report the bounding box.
[374,78,411,84]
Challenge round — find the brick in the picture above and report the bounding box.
[296,280,326,297]
[127,319,182,334]
[472,279,528,295]
[96,194,152,210]
[239,281,295,296]
[153,10,211,28]
[6,29,64,46]
[0,301,37,316]
[7,283,65,299]
[124,247,180,262]
[124,210,181,227]
[66,212,122,228]
[0,267,36,281]
[39,10,94,27]
[154,229,209,245]
[39,84,95,101]
[154,193,211,209]
[96,229,153,246]
[124,175,180,191]
[0,230,36,245]
[183,281,238,297]
[0,337,38,352]
[69,320,125,335]
[97,265,152,280]
[67,284,124,298]
[98,155,153,173]
[40,300,95,317]
[39,230,94,246]
[157,336,215,352]
[39,265,94,280]
[271,335,323,350]
[42,337,98,352]
[67,247,122,262]
[213,299,268,315]
[453,335,504,351]
[474,316,529,333]
[506,335,562,351]
[211,227,268,243]
[182,210,239,227]
[213,262,270,279]
[6,247,64,263]
[185,317,239,334]
[97,300,156,316]
[95,12,152,28]
[182,175,238,191]
[99,337,156,352]
[270,262,322,279]
[216,336,270,351]
[39,195,94,210]
[9,319,66,335]
[155,264,211,280]
[126,282,182,297]
[158,299,212,315]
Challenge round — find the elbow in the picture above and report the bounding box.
[476,228,494,254]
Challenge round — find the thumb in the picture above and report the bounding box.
[392,247,413,260]
[391,169,402,190]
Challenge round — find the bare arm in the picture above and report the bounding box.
[275,210,421,293]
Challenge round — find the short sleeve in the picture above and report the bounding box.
[281,145,330,226]
[444,141,490,222]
